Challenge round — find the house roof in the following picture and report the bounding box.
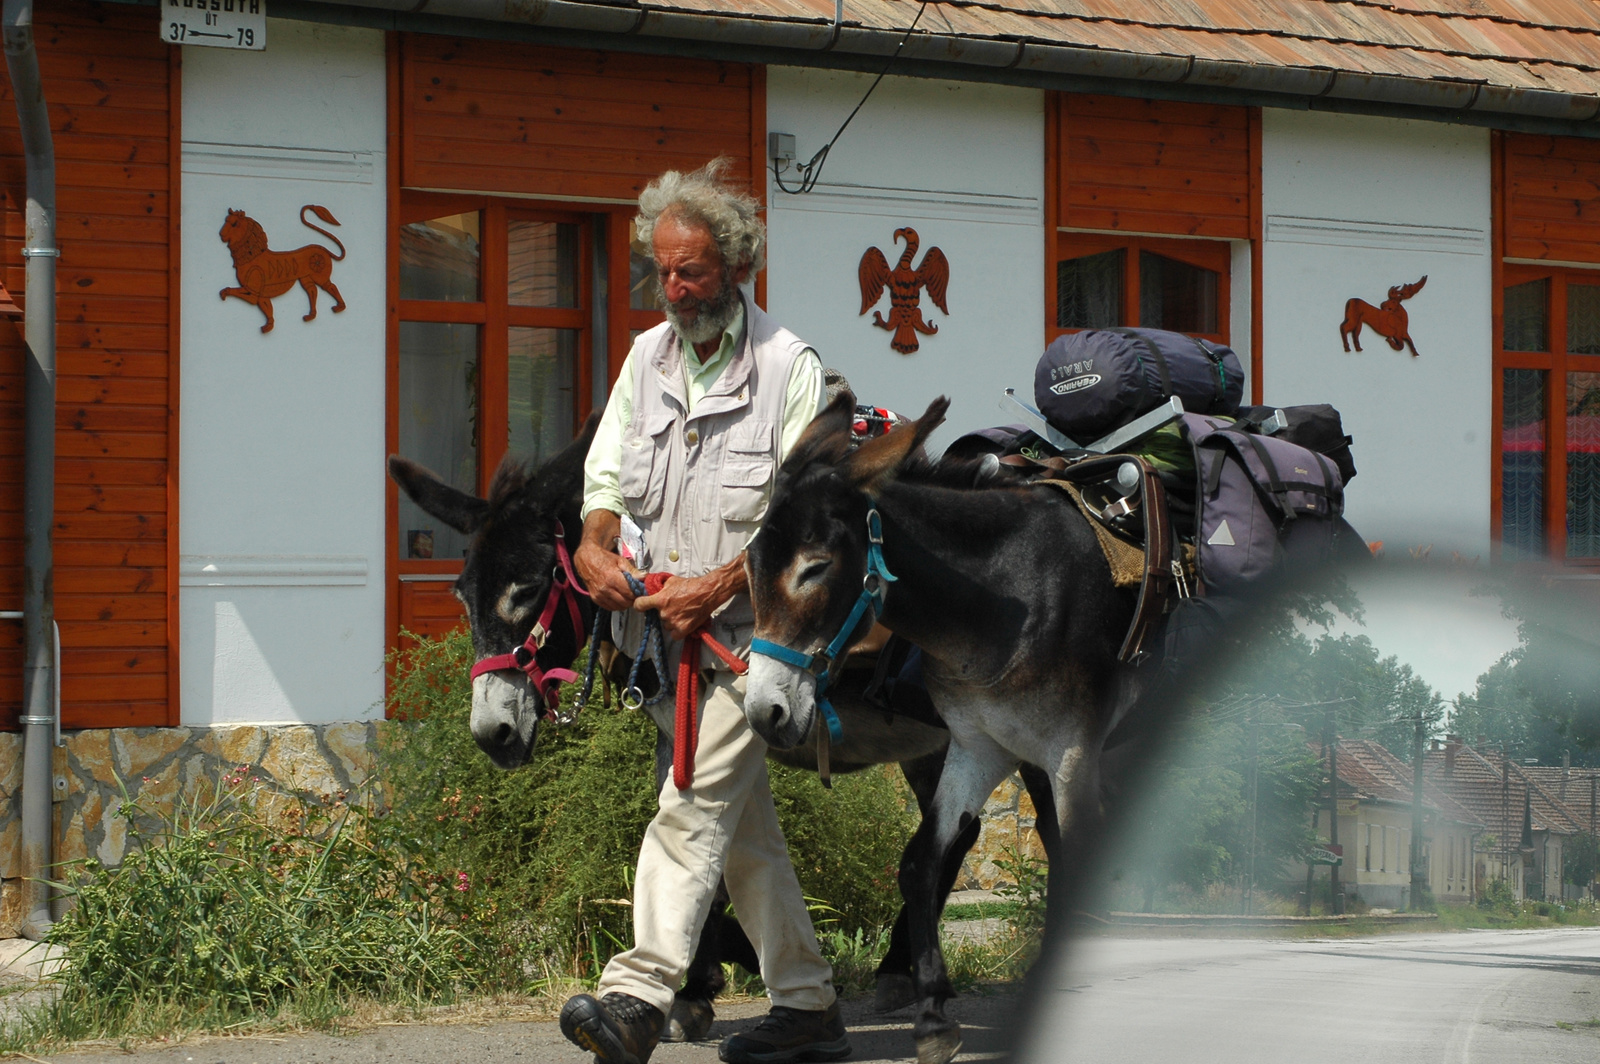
[1518,764,1600,834]
[1423,742,1589,840]
[1322,739,1484,828]
[316,0,1600,132]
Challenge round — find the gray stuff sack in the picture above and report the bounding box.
[1182,413,1345,592]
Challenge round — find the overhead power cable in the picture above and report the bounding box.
[771,1,931,195]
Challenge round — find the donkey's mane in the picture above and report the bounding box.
[894,451,1023,493]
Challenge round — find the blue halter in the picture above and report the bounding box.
[749,506,897,742]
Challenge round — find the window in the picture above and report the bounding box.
[1364,825,1372,872]
[391,193,666,644]
[1495,266,1600,563]
[1052,234,1230,344]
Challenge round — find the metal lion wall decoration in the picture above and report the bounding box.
[1339,275,1426,357]
[858,227,950,354]
[219,205,348,334]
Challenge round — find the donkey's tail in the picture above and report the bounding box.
[300,204,347,261]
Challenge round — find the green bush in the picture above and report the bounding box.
[39,771,471,1038]
[379,629,914,983]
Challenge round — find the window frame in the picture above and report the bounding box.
[387,190,665,649]
[1049,231,1232,346]
[1492,261,1600,566]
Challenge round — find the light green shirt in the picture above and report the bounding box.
[582,302,824,521]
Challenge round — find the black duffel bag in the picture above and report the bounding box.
[1035,327,1245,443]
[1233,404,1357,484]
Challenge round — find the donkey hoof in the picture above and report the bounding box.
[664,997,715,1043]
[915,1026,963,1064]
[874,973,916,1012]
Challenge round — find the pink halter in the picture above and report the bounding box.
[468,521,591,714]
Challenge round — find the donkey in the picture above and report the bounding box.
[744,393,1145,1064]
[388,419,1060,1039]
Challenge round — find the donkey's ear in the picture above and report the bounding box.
[388,456,490,534]
[783,390,856,473]
[838,396,950,493]
[529,411,602,503]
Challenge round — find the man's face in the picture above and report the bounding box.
[653,215,748,346]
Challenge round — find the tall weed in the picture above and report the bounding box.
[31,768,471,1042]
[379,629,914,983]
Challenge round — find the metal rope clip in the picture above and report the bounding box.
[1170,558,1191,599]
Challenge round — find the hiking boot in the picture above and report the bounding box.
[560,992,666,1064]
[718,1002,851,1064]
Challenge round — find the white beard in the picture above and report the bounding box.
[665,281,741,347]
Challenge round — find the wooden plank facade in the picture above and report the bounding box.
[1502,133,1600,266]
[0,2,176,729]
[400,36,760,203]
[1057,94,1254,241]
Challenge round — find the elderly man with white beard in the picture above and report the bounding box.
[560,160,848,1064]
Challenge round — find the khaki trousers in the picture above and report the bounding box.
[597,673,836,1015]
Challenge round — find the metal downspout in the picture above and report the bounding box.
[3,0,57,941]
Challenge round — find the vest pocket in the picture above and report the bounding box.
[720,419,775,522]
[620,413,674,519]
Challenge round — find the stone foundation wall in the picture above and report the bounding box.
[1,724,1040,936]
[0,723,382,938]
[953,773,1050,891]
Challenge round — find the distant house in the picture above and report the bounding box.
[1511,759,1599,902]
[1302,739,1482,910]
[1423,738,1588,902]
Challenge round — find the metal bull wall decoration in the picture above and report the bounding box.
[1339,275,1426,357]
[219,205,348,334]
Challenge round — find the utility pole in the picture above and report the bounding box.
[1410,711,1426,911]
[1326,703,1343,915]
[1591,774,1598,901]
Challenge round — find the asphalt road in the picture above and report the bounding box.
[27,926,1600,1063]
[1020,926,1600,1063]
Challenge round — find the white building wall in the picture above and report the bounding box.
[765,69,1045,446]
[179,21,388,724]
[1260,110,1492,557]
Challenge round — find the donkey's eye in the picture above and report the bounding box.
[799,560,830,585]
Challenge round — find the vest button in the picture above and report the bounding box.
[668,549,680,563]
[686,429,699,445]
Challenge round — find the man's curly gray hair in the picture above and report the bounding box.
[636,158,765,275]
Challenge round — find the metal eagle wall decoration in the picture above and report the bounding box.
[859,227,950,354]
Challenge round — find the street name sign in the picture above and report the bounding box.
[161,0,265,50]
[1308,847,1344,866]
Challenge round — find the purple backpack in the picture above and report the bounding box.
[1182,414,1345,591]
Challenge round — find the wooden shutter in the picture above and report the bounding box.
[1503,133,1600,265]
[1058,94,1252,240]
[400,36,760,201]
[0,3,176,728]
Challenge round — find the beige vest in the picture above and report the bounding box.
[616,294,811,663]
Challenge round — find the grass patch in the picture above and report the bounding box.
[1555,1017,1600,1032]
[943,900,1023,923]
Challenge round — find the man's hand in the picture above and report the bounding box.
[574,510,640,613]
[635,554,749,641]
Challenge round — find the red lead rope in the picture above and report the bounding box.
[639,572,749,789]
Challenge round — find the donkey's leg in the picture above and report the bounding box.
[876,747,947,1012]
[901,732,1015,1064]
[1045,740,1104,941]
